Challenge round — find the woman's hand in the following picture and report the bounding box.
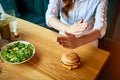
[57,29,101,49]
[57,32,83,49]
[65,20,88,36]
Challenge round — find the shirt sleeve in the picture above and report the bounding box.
[93,0,108,38]
[45,0,59,27]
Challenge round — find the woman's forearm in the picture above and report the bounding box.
[78,29,101,46]
[48,17,68,32]
[48,17,88,37]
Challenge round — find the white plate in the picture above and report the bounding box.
[0,40,35,64]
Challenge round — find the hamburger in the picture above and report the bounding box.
[61,52,80,70]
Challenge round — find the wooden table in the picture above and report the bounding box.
[0,18,110,80]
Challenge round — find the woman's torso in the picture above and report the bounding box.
[58,0,101,47]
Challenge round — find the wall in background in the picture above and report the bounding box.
[97,0,120,80]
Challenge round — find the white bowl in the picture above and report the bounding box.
[0,40,35,64]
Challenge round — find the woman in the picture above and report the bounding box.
[46,0,108,49]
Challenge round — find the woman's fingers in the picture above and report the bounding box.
[62,44,74,49]
[67,22,87,34]
[57,37,70,44]
[59,40,76,49]
[57,37,71,44]
[56,36,79,49]
[57,39,74,49]
[77,23,87,28]
[67,26,86,34]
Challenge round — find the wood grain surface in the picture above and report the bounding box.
[0,18,110,80]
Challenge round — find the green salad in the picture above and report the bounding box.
[1,42,34,63]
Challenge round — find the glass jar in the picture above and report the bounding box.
[6,10,19,40]
[0,19,11,40]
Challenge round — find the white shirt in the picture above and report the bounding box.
[46,0,108,47]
